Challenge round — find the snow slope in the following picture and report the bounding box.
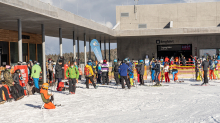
[1,79,220,123]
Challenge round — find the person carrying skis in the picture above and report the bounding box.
[66,62,79,94]
[31,61,42,89]
[40,83,55,109]
[13,69,25,99]
[118,59,132,89]
[101,59,109,85]
[84,61,98,89]
[112,59,120,85]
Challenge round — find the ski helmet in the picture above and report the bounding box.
[139,60,144,63]
[114,59,117,63]
[87,61,92,66]
[42,83,49,90]
[103,59,107,63]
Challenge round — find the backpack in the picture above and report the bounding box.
[114,65,119,72]
[210,62,215,70]
[84,66,91,77]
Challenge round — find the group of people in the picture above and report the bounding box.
[0,60,42,105]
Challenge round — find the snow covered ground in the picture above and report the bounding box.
[1,79,220,123]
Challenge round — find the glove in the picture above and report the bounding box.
[50,95,54,102]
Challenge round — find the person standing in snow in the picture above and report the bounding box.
[154,60,161,86]
[139,60,145,85]
[66,62,79,94]
[118,59,132,89]
[31,61,42,89]
[201,59,209,86]
[101,59,109,85]
[112,59,120,85]
[55,60,64,87]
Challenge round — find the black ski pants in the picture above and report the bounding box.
[86,76,96,89]
[114,72,120,85]
[140,74,144,85]
[69,78,76,93]
[14,84,25,97]
[102,72,109,85]
[49,70,53,82]
[155,71,160,84]
[0,86,10,101]
[97,74,101,84]
[120,76,130,89]
[204,70,208,84]
[9,86,19,100]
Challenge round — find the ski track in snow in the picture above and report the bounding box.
[1,79,220,123]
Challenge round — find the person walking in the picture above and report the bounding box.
[118,59,132,89]
[31,61,42,89]
[201,59,209,86]
[66,62,79,94]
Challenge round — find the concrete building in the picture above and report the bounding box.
[1,0,220,82]
[115,2,220,60]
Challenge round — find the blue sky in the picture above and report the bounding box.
[43,0,218,55]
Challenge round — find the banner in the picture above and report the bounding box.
[14,65,28,87]
[90,39,103,62]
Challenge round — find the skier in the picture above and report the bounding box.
[55,60,63,87]
[154,60,161,86]
[13,69,25,99]
[150,59,156,82]
[66,62,79,94]
[201,58,209,86]
[40,83,55,109]
[96,62,102,84]
[164,63,170,83]
[139,60,145,85]
[48,58,53,84]
[31,61,42,90]
[3,65,20,101]
[84,61,98,89]
[101,59,109,85]
[112,59,120,85]
[118,59,132,89]
[214,60,220,80]
[209,59,216,80]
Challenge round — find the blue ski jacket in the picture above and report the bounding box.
[119,63,132,77]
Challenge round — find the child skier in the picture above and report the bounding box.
[40,83,55,109]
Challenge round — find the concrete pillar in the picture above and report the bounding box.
[84,33,87,65]
[41,24,46,83]
[77,37,80,65]
[89,38,91,60]
[18,19,22,62]
[59,28,62,56]
[104,39,106,59]
[73,31,76,60]
[109,39,111,62]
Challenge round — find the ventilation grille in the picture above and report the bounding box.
[138,24,147,29]
[121,13,129,17]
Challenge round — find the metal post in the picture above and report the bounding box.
[100,38,102,59]
[104,38,106,59]
[109,39,111,62]
[77,37,80,65]
[18,19,22,62]
[89,38,91,60]
[73,31,76,60]
[84,33,87,65]
[59,28,62,56]
[41,24,46,83]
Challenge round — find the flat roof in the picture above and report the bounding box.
[1,0,220,42]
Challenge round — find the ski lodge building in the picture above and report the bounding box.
[0,0,220,82]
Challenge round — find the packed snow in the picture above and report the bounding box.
[1,79,220,123]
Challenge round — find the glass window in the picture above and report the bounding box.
[22,43,28,62]
[37,44,42,66]
[29,44,36,61]
[10,42,18,65]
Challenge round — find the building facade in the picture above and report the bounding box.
[116,2,220,60]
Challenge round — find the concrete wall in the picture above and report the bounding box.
[117,35,220,60]
[116,2,220,30]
